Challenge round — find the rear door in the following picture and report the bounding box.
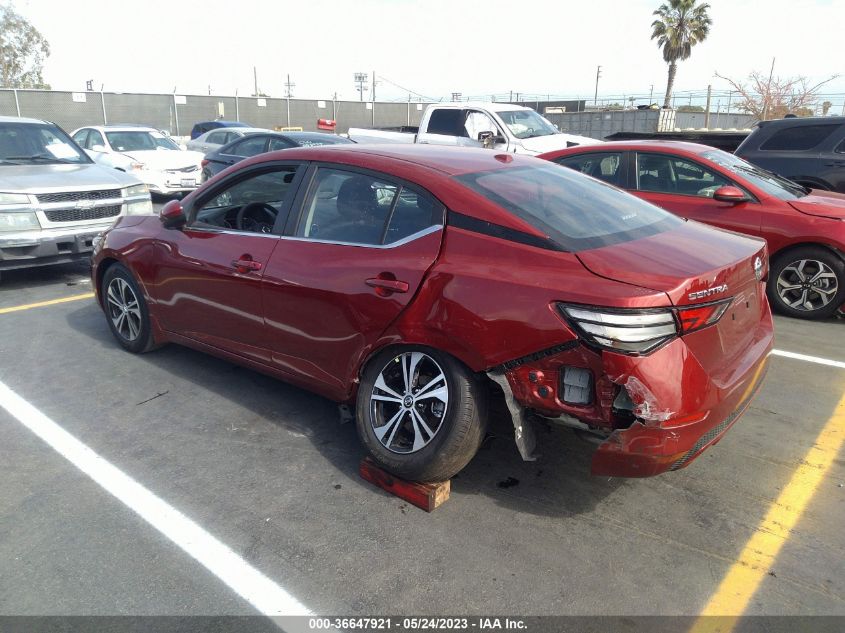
[818,127,845,193]
[261,165,444,396]
[152,162,306,363]
[633,151,763,237]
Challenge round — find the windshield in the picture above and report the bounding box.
[456,164,682,251]
[0,122,91,164]
[106,130,181,152]
[497,109,559,139]
[701,149,808,200]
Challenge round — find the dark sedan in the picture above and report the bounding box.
[200,131,353,182]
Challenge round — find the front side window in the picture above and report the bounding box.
[268,137,296,151]
[192,166,300,234]
[72,129,90,148]
[0,122,91,164]
[464,111,501,142]
[759,124,840,151]
[89,130,105,148]
[557,152,624,187]
[296,168,439,246]
[456,164,680,251]
[636,153,730,197]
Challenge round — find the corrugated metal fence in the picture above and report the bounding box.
[0,89,430,135]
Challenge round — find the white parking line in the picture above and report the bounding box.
[0,379,312,618]
[772,349,845,370]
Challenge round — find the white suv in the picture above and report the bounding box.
[71,125,204,195]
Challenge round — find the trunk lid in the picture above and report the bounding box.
[575,220,766,308]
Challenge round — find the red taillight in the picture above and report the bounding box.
[676,299,732,334]
[201,159,209,167]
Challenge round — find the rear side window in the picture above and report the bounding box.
[555,152,624,186]
[296,168,440,246]
[760,124,840,151]
[426,109,467,137]
[227,135,267,157]
[206,131,227,144]
[455,164,681,252]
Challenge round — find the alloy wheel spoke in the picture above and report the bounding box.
[374,374,403,400]
[126,314,139,339]
[114,311,126,334]
[414,372,445,398]
[809,270,835,283]
[408,409,428,452]
[789,289,809,309]
[407,352,423,390]
[794,260,807,282]
[410,408,435,439]
[415,385,448,403]
[371,394,403,404]
[375,409,405,449]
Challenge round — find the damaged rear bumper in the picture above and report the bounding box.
[489,306,773,478]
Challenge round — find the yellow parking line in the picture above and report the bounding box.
[690,390,845,632]
[0,292,95,315]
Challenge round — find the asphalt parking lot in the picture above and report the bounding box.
[0,255,843,624]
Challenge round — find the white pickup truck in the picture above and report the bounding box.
[348,102,599,154]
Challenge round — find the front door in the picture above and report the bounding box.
[633,152,763,238]
[153,163,304,363]
[262,165,444,398]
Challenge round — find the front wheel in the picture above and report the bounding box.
[102,263,158,353]
[356,347,487,483]
[768,246,845,320]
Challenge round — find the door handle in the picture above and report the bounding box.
[231,258,263,272]
[366,277,409,294]
[824,161,845,166]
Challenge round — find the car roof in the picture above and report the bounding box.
[86,125,160,132]
[0,115,50,125]
[757,116,845,128]
[195,120,249,127]
[244,143,545,176]
[207,127,268,135]
[428,102,531,113]
[545,139,717,156]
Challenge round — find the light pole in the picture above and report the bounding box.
[354,73,368,102]
[594,65,602,107]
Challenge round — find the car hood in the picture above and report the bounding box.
[788,191,845,220]
[122,149,204,170]
[519,133,602,154]
[0,163,140,193]
[575,220,767,307]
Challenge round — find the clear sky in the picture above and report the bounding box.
[14,0,845,103]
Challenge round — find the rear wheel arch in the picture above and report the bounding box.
[95,257,121,306]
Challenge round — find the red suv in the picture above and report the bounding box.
[541,141,845,320]
[92,145,772,481]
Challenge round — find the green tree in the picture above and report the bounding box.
[0,3,50,88]
[651,0,711,109]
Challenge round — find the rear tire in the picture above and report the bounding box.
[768,246,845,320]
[356,346,487,483]
[101,263,157,353]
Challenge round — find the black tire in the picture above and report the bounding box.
[101,263,157,353]
[768,246,845,320]
[356,346,488,483]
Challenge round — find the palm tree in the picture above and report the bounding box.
[651,0,712,109]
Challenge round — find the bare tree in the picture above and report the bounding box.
[0,2,50,88]
[716,64,838,120]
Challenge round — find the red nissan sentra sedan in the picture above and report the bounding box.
[92,145,773,481]
[539,141,845,320]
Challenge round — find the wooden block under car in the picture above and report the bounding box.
[359,457,450,512]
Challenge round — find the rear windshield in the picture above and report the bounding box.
[455,164,681,251]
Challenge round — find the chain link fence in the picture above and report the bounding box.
[0,89,431,137]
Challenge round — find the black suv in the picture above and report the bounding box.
[735,116,845,193]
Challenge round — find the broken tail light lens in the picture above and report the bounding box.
[676,299,732,334]
[558,299,733,355]
[558,305,678,354]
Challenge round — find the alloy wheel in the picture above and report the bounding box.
[106,277,142,341]
[369,351,449,454]
[776,259,839,312]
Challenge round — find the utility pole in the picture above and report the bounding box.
[332,92,337,122]
[371,70,376,126]
[253,66,258,97]
[594,65,602,107]
[354,72,368,102]
[284,74,295,128]
[726,90,732,115]
[762,57,775,120]
[704,84,712,129]
[649,84,654,104]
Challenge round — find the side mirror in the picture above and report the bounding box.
[478,131,506,148]
[159,199,186,229]
[713,185,748,204]
[91,144,106,152]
